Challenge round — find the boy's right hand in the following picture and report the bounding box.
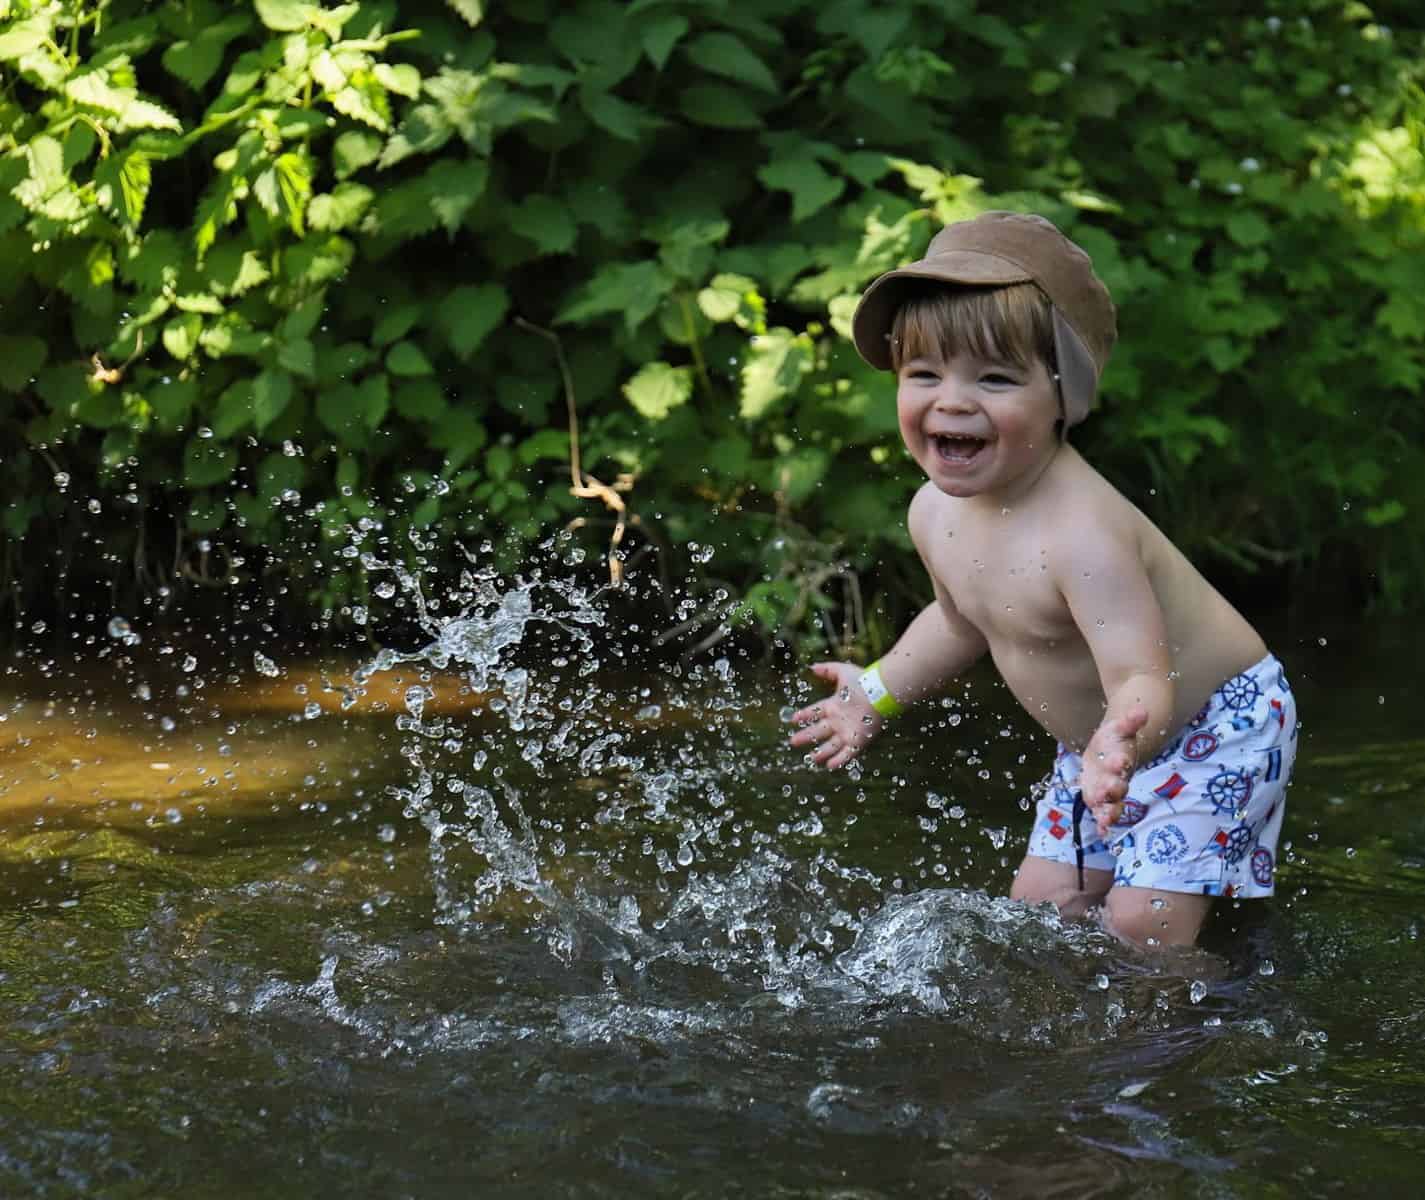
[787,662,884,770]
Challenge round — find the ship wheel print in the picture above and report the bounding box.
[1218,672,1262,712]
[1220,822,1255,865]
[1205,767,1253,815]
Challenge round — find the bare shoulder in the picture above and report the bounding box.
[907,481,953,550]
[1039,449,1148,574]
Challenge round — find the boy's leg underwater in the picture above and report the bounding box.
[1009,854,1112,920]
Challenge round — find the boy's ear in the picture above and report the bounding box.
[1051,308,1099,428]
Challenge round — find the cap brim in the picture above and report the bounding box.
[851,250,1033,369]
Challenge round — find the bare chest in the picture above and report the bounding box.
[926,527,1076,646]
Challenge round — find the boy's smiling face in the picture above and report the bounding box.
[895,350,1061,502]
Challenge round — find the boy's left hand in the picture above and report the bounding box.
[1081,706,1148,836]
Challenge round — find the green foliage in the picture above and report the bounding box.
[1,0,1423,646]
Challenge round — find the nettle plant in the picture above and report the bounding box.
[1,0,1422,650]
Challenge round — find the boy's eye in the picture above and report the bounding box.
[981,372,1017,386]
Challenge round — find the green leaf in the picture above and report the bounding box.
[425,159,489,234]
[373,303,421,346]
[771,447,829,505]
[1376,292,1425,341]
[378,104,454,168]
[441,283,509,359]
[1364,500,1406,527]
[184,438,238,487]
[394,379,447,422]
[683,33,778,93]
[429,409,487,470]
[579,87,663,142]
[387,342,435,377]
[624,362,692,420]
[257,451,306,503]
[317,376,389,443]
[642,14,688,69]
[679,84,764,130]
[277,338,316,378]
[557,261,672,332]
[509,195,577,255]
[1226,211,1271,247]
[187,494,229,534]
[280,293,325,341]
[150,376,198,431]
[252,369,295,432]
[757,156,845,222]
[0,335,46,391]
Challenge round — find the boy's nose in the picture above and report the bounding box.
[933,382,977,412]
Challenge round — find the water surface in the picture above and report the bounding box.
[1,586,1421,1198]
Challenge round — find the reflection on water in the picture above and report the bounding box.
[1,565,1423,1196]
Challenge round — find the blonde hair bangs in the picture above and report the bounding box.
[888,282,1056,374]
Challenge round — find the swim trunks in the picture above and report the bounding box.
[1026,652,1296,898]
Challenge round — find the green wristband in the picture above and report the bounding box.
[858,661,904,719]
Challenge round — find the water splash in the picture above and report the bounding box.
[354,555,1181,1047]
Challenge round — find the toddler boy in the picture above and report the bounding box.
[788,212,1296,947]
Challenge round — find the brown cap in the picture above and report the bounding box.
[851,211,1117,428]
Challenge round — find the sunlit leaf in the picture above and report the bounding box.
[557,261,671,332]
[446,0,484,27]
[254,0,311,32]
[624,361,692,420]
[162,313,203,361]
[740,328,812,420]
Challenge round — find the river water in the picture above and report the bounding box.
[1,567,1421,1197]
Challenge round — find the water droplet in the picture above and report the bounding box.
[377,824,397,843]
[1258,959,1275,977]
[53,472,70,491]
[1189,979,1208,1004]
[254,652,280,677]
[1094,973,1110,990]
[107,616,132,640]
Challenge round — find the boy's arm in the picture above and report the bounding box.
[789,487,988,769]
[1058,528,1176,832]
[787,595,987,769]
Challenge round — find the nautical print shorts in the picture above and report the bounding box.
[1026,652,1297,898]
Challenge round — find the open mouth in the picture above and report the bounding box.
[932,434,988,464]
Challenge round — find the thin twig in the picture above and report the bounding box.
[513,316,634,588]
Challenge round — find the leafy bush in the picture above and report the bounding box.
[1,0,1421,649]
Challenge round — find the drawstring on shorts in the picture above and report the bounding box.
[1071,793,1087,892]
